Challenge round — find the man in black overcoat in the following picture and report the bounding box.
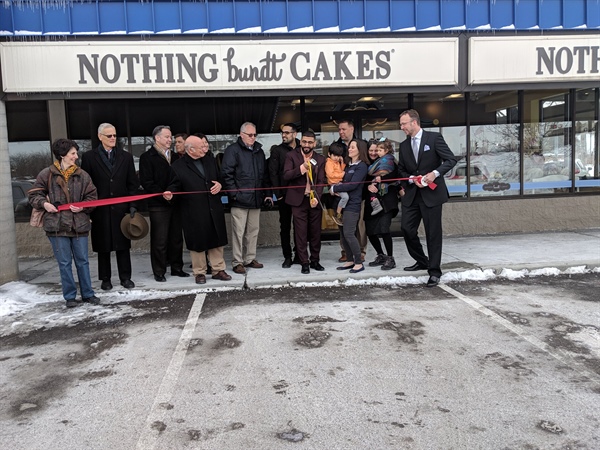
[163,134,231,285]
[81,123,139,290]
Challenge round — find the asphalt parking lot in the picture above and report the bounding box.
[1,273,599,450]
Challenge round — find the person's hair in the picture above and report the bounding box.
[174,133,188,140]
[97,123,115,134]
[281,123,298,133]
[401,109,420,125]
[339,119,354,128]
[328,142,344,157]
[350,139,370,164]
[367,138,379,149]
[192,132,207,141]
[152,125,171,139]
[302,129,316,140]
[240,122,256,133]
[377,139,394,155]
[52,138,79,160]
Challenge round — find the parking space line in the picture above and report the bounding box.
[136,293,206,450]
[439,284,600,386]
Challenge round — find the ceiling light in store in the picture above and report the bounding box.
[358,96,381,102]
[291,98,314,105]
[445,93,464,99]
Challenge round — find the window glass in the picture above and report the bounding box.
[574,88,599,192]
[467,91,520,197]
[523,90,572,195]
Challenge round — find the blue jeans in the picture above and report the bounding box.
[48,236,95,301]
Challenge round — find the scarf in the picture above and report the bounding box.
[54,160,78,183]
[368,154,395,196]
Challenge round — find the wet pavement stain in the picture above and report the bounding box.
[10,374,71,418]
[188,429,202,441]
[296,330,331,348]
[374,321,425,344]
[488,308,530,326]
[159,402,174,410]
[277,428,307,442]
[296,315,345,324]
[213,333,241,350]
[151,421,167,433]
[537,420,563,434]
[483,352,535,377]
[79,369,115,381]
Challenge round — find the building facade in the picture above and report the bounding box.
[1,0,599,282]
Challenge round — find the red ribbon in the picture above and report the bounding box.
[57,176,436,211]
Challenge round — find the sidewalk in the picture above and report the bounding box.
[17,229,600,293]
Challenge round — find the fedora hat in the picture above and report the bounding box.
[120,212,149,240]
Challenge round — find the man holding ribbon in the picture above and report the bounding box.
[397,109,457,288]
[139,125,189,282]
[81,123,139,291]
[283,130,326,274]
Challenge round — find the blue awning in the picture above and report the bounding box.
[1,0,599,36]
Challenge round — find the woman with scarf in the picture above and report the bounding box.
[364,138,399,270]
[29,139,99,308]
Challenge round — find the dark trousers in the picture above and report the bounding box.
[278,201,294,259]
[291,198,322,264]
[401,191,443,277]
[339,210,362,265]
[149,206,184,276]
[98,249,132,282]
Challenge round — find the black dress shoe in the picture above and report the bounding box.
[82,295,101,305]
[171,270,190,277]
[301,263,310,274]
[100,280,112,291]
[403,262,428,271]
[282,257,293,268]
[426,276,440,288]
[310,262,325,271]
[120,279,135,289]
[154,275,167,282]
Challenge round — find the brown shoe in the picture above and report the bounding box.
[244,260,264,269]
[212,270,232,281]
[338,255,347,263]
[233,264,246,274]
[195,274,206,284]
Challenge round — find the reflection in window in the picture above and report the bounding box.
[9,141,52,180]
[574,88,599,192]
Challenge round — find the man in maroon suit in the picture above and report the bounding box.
[283,130,327,274]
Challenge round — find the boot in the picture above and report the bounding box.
[381,256,396,270]
[370,197,383,215]
[368,253,386,267]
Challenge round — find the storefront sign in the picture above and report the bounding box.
[469,35,599,84]
[1,39,458,93]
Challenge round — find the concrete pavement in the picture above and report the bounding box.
[17,229,600,293]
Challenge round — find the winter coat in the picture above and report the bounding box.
[80,145,140,252]
[28,165,97,237]
[268,139,299,200]
[167,152,228,253]
[221,137,272,209]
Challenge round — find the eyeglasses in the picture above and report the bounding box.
[102,134,117,138]
[242,132,257,138]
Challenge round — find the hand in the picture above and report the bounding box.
[129,206,137,218]
[163,191,173,201]
[264,197,274,207]
[374,176,381,183]
[368,184,378,193]
[310,198,318,208]
[210,181,222,195]
[70,205,83,213]
[44,201,58,213]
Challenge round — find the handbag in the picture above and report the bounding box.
[29,169,52,228]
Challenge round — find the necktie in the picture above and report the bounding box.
[412,137,419,162]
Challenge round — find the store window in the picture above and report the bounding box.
[467,91,520,197]
[523,90,572,195]
[574,88,599,192]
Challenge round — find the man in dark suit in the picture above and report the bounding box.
[269,122,300,268]
[397,109,457,288]
[139,125,189,282]
[80,123,140,290]
[283,130,327,274]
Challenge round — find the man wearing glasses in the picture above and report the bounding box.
[81,123,139,291]
[221,122,273,275]
[139,125,189,282]
[268,123,300,268]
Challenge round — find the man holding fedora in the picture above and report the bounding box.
[81,122,140,290]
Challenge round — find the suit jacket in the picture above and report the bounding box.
[268,139,299,200]
[282,149,326,208]
[139,145,174,209]
[397,130,457,208]
[80,145,139,252]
